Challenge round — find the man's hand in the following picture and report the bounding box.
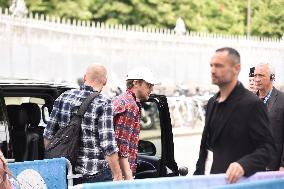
[226,162,245,184]
[106,153,123,181]
[44,138,50,148]
[279,167,284,171]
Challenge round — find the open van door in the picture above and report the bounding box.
[0,93,10,159]
[135,94,179,178]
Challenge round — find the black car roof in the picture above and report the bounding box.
[0,78,76,89]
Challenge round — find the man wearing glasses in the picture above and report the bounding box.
[112,67,158,180]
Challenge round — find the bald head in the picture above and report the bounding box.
[84,64,107,90]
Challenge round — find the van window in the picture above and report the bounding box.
[4,97,45,105]
[139,102,161,157]
[4,97,47,127]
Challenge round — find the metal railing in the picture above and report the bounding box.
[66,159,82,187]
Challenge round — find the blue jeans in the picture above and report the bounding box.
[81,169,112,183]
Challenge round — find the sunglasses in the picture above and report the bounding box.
[144,81,154,88]
[134,80,154,88]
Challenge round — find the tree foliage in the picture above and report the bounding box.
[251,0,284,37]
[0,0,283,38]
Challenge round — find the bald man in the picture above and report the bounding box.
[43,64,122,183]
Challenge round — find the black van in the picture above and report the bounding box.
[0,79,185,179]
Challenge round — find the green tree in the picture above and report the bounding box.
[0,0,10,10]
[90,0,133,25]
[251,0,284,38]
[0,0,283,38]
[24,0,93,20]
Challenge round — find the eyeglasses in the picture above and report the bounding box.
[133,80,154,88]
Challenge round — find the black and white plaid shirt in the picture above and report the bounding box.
[43,84,118,176]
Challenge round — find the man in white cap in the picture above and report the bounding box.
[112,67,158,180]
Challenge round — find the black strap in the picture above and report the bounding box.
[76,92,98,116]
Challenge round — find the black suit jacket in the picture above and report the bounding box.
[194,82,275,176]
[267,87,284,170]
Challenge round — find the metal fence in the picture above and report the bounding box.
[0,8,283,92]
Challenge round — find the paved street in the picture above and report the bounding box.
[140,123,204,176]
[173,132,202,176]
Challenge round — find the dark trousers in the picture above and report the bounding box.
[74,169,112,185]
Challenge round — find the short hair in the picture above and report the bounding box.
[126,80,134,89]
[85,64,107,84]
[215,47,240,65]
[256,62,275,76]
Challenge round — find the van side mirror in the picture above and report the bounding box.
[138,140,156,156]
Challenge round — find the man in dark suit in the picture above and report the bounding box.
[254,63,284,171]
[194,47,275,183]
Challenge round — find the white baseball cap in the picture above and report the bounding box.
[126,67,160,85]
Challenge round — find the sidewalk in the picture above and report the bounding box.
[172,126,204,137]
[140,125,204,140]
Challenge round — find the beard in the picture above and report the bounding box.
[211,75,232,87]
[137,90,150,102]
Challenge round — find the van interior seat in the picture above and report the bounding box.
[21,103,45,160]
[21,103,41,128]
[7,105,40,161]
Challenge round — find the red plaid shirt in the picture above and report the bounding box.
[112,90,141,174]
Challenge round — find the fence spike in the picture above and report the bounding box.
[46,15,50,22]
[86,20,90,27]
[82,20,86,27]
[28,12,33,19]
[40,14,45,21]
[61,17,66,25]
[56,16,60,23]
[4,8,8,15]
[91,21,95,27]
[78,20,82,27]
[96,22,101,28]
